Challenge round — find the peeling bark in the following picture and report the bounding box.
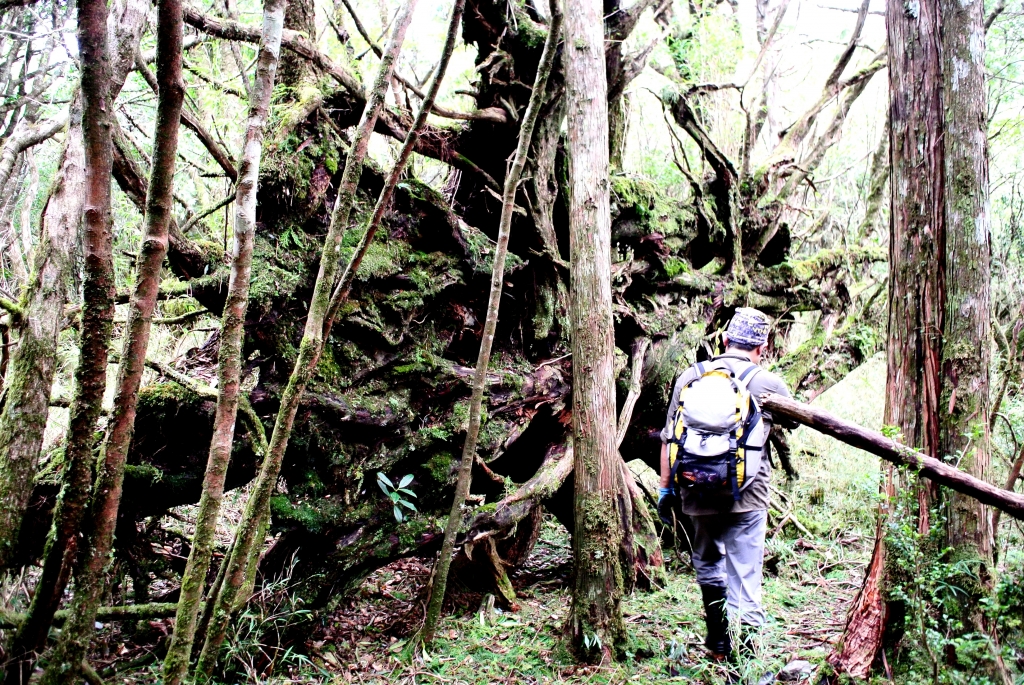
[565,0,629,658]
[831,0,945,673]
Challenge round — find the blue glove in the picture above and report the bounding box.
[657,487,678,525]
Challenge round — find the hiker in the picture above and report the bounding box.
[657,307,792,661]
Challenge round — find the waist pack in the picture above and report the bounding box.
[667,360,766,502]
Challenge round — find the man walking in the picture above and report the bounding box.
[658,308,792,660]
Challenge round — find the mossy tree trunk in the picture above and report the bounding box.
[39,0,185,680]
[939,0,993,565]
[29,0,118,675]
[419,0,557,644]
[0,111,83,569]
[2,1,150,680]
[160,2,287,682]
[564,0,629,660]
[194,3,418,674]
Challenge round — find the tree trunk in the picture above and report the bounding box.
[564,0,629,660]
[39,0,184,679]
[194,3,418,674]
[419,0,557,644]
[160,2,287,682]
[0,117,83,569]
[2,0,149,680]
[939,0,993,565]
[830,0,945,674]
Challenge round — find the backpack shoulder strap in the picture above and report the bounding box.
[737,362,761,383]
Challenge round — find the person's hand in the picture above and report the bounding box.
[657,487,678,525]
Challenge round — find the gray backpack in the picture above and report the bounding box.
[666,360,766,501]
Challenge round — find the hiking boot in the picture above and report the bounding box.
[700,584,732,660]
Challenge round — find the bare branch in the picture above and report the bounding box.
[985,0,1006,30]
[183,5,364,99]
[336,0,508,124]
[0,114,67,193]
[824,0,870,87]
[135,50,237,180]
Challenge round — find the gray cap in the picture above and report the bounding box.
[726,307,771,347]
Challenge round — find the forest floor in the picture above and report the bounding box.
[2,360,886,684]
[273,358,889,684]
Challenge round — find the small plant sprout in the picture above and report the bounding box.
[377,472,418,522]
[582,631,603,653]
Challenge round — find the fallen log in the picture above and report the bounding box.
[760,394,1024,521]
[0,602,178,629]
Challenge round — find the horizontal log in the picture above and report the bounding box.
[0,602,178,629]
[760,394,1024,521]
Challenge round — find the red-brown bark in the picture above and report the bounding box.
[38,0,185,678]
[1,0,132,678]
[830,0,945,674]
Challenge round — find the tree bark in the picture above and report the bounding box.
[0,116,83,569]
[830,0,945,674]
[39,0,184,679]
[564,0,628,660]
[194,2,418,674]
[418,0,557,644]
[939,0,993,565]
[160,2,287,683]
[2,0,149,680]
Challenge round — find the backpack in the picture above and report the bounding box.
[667,360,766,502]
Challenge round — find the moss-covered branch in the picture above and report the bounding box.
[0,297,22,322]
[0,603,178,629]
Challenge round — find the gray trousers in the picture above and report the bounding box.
[690,510,767,626]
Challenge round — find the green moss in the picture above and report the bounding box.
[270,495,343,534]
[124,463,163,486]
[249,235,306,309]
[316,345,344,386]
[137,381,199,410]
[663,257,690,278]
[355,239,411,281]
[425,451,455,483]
[611,176,659,217]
